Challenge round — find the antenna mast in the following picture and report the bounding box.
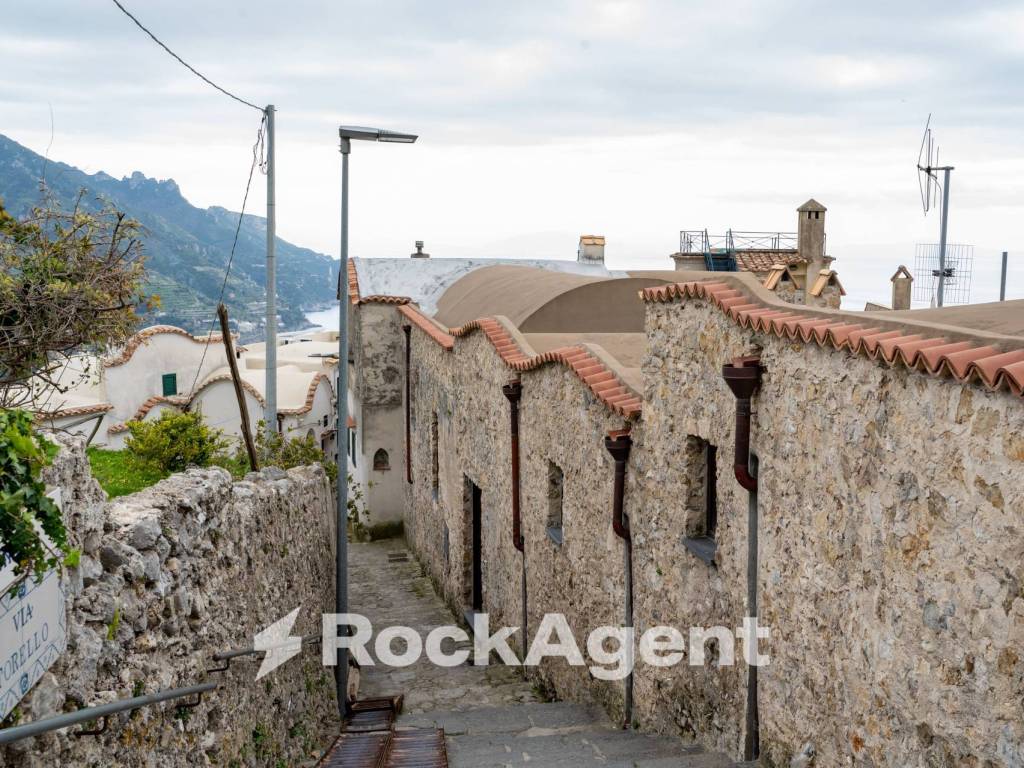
[916,114,955,306]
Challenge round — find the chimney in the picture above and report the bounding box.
[578,235,605,264]
[797,199,827,299]
[410,240,430,258]
[891,265,913,310]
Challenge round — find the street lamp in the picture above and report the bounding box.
[334,124,417,718]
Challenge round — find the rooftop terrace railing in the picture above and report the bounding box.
[679,230,798,253]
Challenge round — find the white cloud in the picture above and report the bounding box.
[1,0,1022,311]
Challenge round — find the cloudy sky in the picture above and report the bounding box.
[3,0,1023,307]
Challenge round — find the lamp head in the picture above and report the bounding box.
[338,125,418,144]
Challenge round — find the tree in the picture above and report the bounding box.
[0,192,150,409]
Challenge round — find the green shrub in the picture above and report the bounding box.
[125,411,228,473]
[253,424,338,483]
[0,409,70,578]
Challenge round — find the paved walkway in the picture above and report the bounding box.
[349,539,748,767]
[349,539,538,714]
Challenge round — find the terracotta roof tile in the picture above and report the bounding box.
[347,260,361,304]
[735,251,803,273]
[34,402,113,420]
[399,304,455,350]
[762,264,803,291]
[809,269,846,297]
[103,326,233,367]
[399,303,641,419]
[640,280,1024,400]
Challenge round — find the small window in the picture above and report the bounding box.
[546,462,564,545]
[349,429,357,467]
[323,414,329,428]
[431,413,439,499]
[682,437,718,565]
[161,373,177,397]
[373,448,390,471]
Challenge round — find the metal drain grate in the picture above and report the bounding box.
[318,695,445,767]
[385,728,448,767]
[387,552,410,563]
[317,731,391,767]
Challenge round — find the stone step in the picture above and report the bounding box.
[397,702,743,768]
[447,731,716,767]
[399,701,609,736]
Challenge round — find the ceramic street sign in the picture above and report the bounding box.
[0,489,68,719]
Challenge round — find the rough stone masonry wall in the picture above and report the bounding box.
[629,305,753,756]
[403,328,523,640]
[402,325,629,716]
[641,299,1024,767]
[517,361,628,717]
[1,438,338,768]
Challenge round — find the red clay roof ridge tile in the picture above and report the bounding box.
[640,277,1024,400]
[398,303,641,419]
[103,326,235,368]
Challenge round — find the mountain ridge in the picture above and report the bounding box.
[0,133,338,337]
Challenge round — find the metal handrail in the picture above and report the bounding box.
[208,632,321,672]
[0,632,325,744]
[0,683,217,745]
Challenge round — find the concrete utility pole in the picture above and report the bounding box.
[265,104,278,436]
[1001,251,1009,301]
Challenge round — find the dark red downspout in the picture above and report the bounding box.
[403,325,412,484]
[604,428,633,728]
[722,357,762,492]
[504,381,528,676]
[502,381,524,551]
[605,430,632,541]
[722,355,763,762]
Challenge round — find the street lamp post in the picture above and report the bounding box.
[335,125,417,718]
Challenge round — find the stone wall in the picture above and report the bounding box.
[402,326,630,717]
[1,438,339,768]
[641,299,1024,766]
[399,294,1024,766]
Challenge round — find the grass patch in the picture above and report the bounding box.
[87,448,167,498]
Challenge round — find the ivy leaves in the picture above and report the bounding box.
[0,410,69,579]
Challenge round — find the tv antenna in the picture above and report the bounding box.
[916,114,955,306]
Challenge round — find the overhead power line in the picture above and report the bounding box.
[109,0,263,112]
[186,112,268,400]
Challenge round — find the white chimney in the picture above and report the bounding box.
[578,235,605,264]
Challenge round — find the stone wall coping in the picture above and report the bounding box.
[641,275,1024,400]
[398,303,641,419]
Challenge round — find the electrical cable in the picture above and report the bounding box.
[186,113,267,399]
[109,0,263,112]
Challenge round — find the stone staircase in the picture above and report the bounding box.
[400,701,750,767]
